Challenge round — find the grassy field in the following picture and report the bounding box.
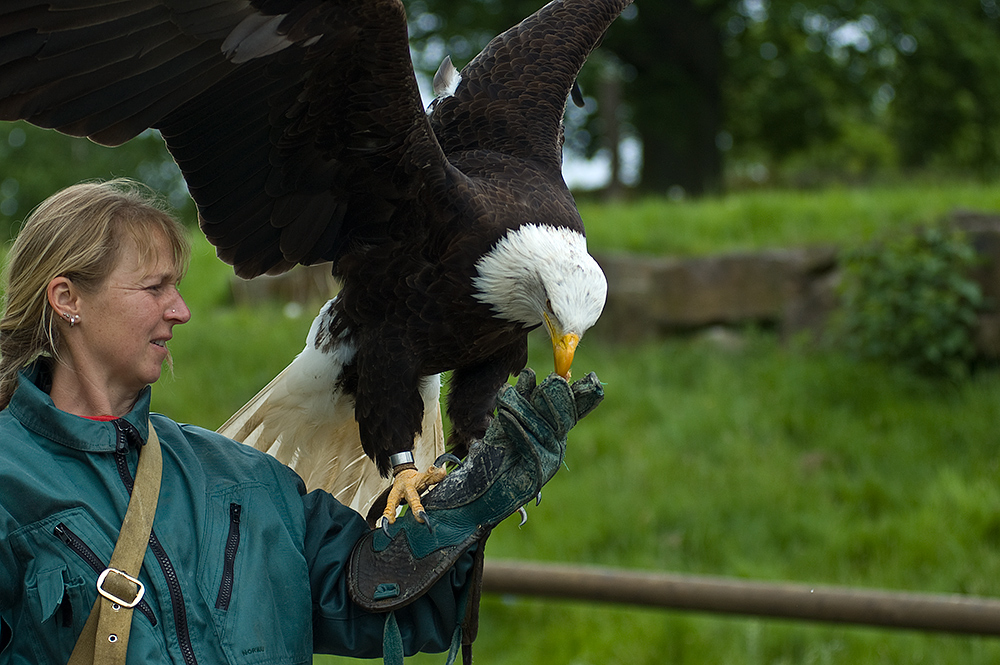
[6,181,1000,663]
[161,309,1000,665]
[579,181,1000,256]
[139,188,1000,664]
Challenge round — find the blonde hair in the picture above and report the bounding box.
[0,179,190,408]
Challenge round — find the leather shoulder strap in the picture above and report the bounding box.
[68,420,163,665]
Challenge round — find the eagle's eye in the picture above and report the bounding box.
[545,298,554,313]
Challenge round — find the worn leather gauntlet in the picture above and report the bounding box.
[348,369,604,611]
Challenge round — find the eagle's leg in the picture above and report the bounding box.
[445,350,526,459]
[365,453,461,528]
[351,352,447,525]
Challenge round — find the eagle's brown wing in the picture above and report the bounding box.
[430,0,632,178]
[0,0,451,278]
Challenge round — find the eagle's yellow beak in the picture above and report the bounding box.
[553,332,580,379]
[545,312,579,379]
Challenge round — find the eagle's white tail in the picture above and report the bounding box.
[218,299,444,516]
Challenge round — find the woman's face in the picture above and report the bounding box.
[74,230,190,398]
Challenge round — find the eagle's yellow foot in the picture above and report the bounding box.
[381,464,449,526]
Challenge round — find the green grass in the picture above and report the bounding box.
[305,334,1000,665]
[8,181,1000,662]
[580,181,1000,256]
[140,188,1000,664]
[153,262,1000,662]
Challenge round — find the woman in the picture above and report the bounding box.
[0,180,601,664]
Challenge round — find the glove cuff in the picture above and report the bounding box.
[349,526,487,612]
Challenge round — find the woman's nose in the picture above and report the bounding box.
[167,291,192,323]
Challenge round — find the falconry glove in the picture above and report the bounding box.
[348,369,604,614]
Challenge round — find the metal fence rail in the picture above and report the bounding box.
[481,560,1000,636]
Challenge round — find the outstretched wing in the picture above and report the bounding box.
[0,0,452,277]
[429,0,633,176]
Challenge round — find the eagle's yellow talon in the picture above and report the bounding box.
[382,465,450,525]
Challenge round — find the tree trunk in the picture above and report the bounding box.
[637,84,723,197]
[609,0,726,196]
[599,72,625,200]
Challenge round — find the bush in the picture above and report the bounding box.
[835,224,984,377]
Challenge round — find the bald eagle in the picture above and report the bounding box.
[0,0,628,521]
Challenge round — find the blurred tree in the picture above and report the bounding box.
[0,121,192,241]
[724,0,895,186]
[719,0,1000,185]
[408,0,1000,194]
[880,0,1000,176]
[601,0,726,195]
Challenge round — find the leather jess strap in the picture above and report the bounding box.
[67,420,163,665]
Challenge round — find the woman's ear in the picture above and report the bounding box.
[47,276,79,323]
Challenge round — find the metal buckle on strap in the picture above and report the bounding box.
[96,568,145,608]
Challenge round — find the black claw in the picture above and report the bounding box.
[381,516,392,538]
[517,506,528,527]
[418,510,434,534]
[433,453,463,468]
[535,491,542,507]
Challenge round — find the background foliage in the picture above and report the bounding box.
[406,0,1000,193]
[0,121,192,240]
[834,225,984,377]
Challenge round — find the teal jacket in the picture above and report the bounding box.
[0,364,473,664]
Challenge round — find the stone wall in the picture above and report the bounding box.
[591,246,839,344]
[592,212,1000,357]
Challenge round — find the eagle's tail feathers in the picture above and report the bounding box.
[217,363,296,449]
[218,333,444,512]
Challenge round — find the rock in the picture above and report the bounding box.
[231,263,338,305]
[593,247,837,342]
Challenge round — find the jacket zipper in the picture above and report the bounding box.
[52,522,157,626]
[215,502,242,610]
[114,420,198,665]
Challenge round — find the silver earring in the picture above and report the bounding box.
[62,312,79,327]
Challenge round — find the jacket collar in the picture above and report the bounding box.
[7,361,151,453]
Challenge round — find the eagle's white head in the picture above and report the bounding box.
[472,224,607,378]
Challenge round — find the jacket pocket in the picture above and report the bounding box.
[52,522,157,626]
[26,564,79,628]
[214,502,242,610]
[198,483,311,664]
[10,508,159,664]
[22,561,90,663]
